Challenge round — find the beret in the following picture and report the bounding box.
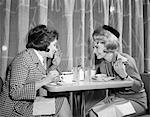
[103,25,120,38]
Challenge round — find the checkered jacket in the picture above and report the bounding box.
[0,49,63,117]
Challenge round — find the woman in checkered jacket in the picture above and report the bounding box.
[0,24,72,117]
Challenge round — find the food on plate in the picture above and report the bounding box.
[92,74,115,81]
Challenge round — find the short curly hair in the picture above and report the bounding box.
[92,25,120,52]
[26,24,59,52]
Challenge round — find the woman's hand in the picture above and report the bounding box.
[103,95,116,103]
[35,70,60,90]
[52,49,62,66]
[47,70,60,82]
[113,59,128,79]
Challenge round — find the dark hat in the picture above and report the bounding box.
[103,25,120,38]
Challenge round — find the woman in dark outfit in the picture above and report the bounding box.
[88,25,147,117]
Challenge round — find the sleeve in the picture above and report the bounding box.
[9,55,36,100]
[47,58,61,74]
[95,57,104,74]
[125,56,143,92]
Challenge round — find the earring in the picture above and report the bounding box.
[46,48,50,52]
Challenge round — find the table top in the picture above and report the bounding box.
[44,79,134,92]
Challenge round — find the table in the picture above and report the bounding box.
[45,79,134,117]
[45,80,133,92]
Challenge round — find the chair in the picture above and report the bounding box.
[0,77,3,93]
[139,73,150,116]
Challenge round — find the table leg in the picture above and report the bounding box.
[81,91,86,117]
[73,92,83,117]
[69,92,73,112]
[72,91,88,117]
[106,89,109,98]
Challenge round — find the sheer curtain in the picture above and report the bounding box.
[0,0,150,81]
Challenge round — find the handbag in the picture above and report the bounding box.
[92,97,135,117]
[33,97,55,115]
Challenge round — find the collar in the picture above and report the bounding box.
[26,49,47,75]
[111,52,128,63]
[34,49,44,65]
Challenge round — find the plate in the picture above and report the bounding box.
[56,81,76,86]
[47,82,57,86]
[92,74,115,82]
[61,72,73,75]
[95,74,107,78]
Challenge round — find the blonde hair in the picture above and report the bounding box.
[104,30,119,52]
[93,26,120,52]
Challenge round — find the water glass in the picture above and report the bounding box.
[84,68,96,82]
[72,67,79,84]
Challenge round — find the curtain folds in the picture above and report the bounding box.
[0,0,150,81]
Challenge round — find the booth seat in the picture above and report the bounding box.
[139,73,150,117]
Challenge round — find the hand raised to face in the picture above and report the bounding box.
[52,49,62,66]
[113,59,128,78]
